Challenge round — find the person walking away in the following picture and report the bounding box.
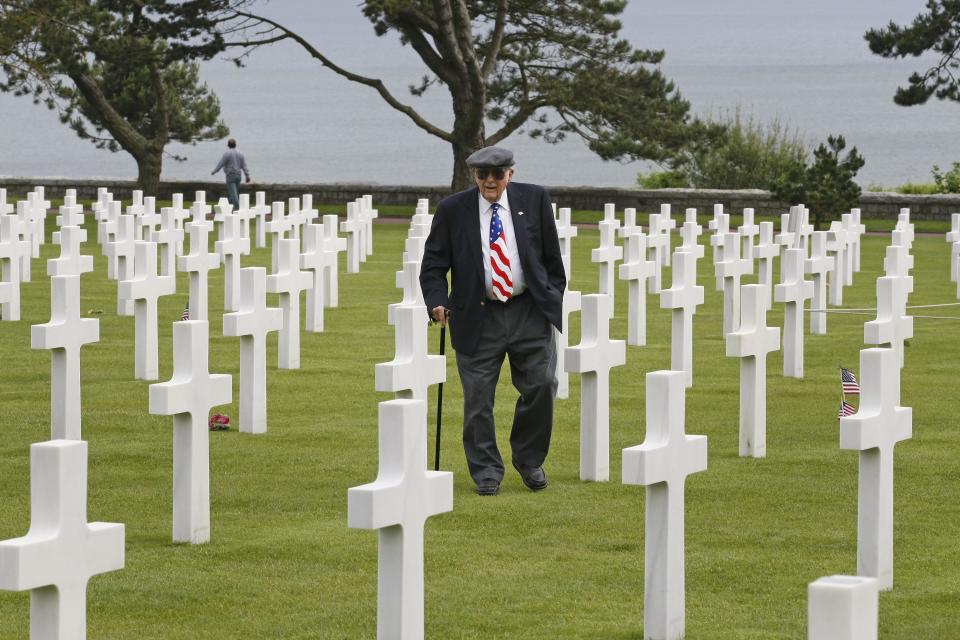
[211,138,251,208]
[419,146,566,496]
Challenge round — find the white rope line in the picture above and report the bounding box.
[806,307,960,320]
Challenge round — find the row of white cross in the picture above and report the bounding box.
[358,200,927,639]
[0,185,377,640]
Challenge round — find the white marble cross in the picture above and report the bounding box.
[286,197,303,242]
[622,370,707,640]
[252,191,270,249]
[0,440,124,640]
[124,196,145,240]
[602,202,623,233]
[883,242,914,296]
[341,201,363,274]
[660,250,704,388]
[555,206,578,280]
[362,194,379,259]
[565,294,626,481]
[348,398,453,640]
[753,222,778,307]
[895,209,914,249]
[267,238,313,369]
[119,241,176,380]
[191,191,211,222]
[215,210,249,313]
[148,320,231,543]
[93,190,113,246]
[0,215,26,320]
[212,200,231,241]
[738,207,758,261]
[301,194,320,228]
[26,191,46,262]
[592,220,623,303]
[864,276,912,369]
[151,208,184,278]
[840,347,912,590]
[679,209,703,259]
[619,229,656,346]
[709,211,730,292]
[321,214,346,307]
[850,208,866,274]
[235,194,255,252]
[645,213,667,292]
[657,203,677,267]
[775,212,797,281]
[223,267,284,434]
[808,575,878,640]
[109,215,138,315]
[774,248,814,378]
[177,220,220,322]
[267,202,293,274]
[555,284,582,400]
[31,274,99,440]
[56,192,84,231]
[139,196,161,240]
[726,284,780,458]
[827,220,849,306]
[47,225,93,278]
[947,213,960,282]
[99,201,121,279]
[15,200,35,281]
[376,303,446,401]
[301,222,329,332]
[169,193,190,256]
[387,260,424,327]
[841,213,857,287]
[717,231,753,335]
[795,205,814,252]
[805,231,834,335]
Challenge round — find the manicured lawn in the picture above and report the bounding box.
[0,209,957,638]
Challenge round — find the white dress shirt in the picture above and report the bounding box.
[478,192,525,299]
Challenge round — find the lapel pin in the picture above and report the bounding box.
[518,210,525,216]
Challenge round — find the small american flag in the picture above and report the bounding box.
[838,400,856,418]
[180,304,190,321]
[841,367,860,395]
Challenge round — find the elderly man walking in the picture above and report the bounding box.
[419,146,566,496]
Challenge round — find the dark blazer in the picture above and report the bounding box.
[419,182,566,356]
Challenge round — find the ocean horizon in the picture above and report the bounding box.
[1,1,954,191]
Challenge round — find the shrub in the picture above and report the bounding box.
[636,169,689,189]
[932,162,960,193]
[673,109,808,190]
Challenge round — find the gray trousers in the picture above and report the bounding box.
[455,293,558,484]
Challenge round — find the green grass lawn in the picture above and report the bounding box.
[0,212,958,639]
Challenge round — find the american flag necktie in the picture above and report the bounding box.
[489,203,513,301]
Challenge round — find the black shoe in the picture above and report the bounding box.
[512,461,548,491]
[476,479,500,496]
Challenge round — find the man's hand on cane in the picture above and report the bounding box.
[431,306,450,327]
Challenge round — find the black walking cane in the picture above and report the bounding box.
[434,311,448,471]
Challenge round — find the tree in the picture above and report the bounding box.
[0,1,229,193]
[772,135,865,230]
[224,0,710,190]
[865,1,960,106]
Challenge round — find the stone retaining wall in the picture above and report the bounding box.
[4,177,960,219]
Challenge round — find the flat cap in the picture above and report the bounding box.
[466,146,515,168]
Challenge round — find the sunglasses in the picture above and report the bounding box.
[474,167,510,180]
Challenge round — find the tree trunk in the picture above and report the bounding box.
[135,146,163,196]
[449,125,486,192]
